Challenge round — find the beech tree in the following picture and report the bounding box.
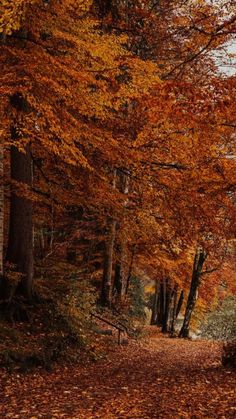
[179,249,208,337]
[0,0,235,328]
[4,94,34,300]
[0,0,161,301]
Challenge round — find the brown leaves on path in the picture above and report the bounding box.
[0,329,235,418]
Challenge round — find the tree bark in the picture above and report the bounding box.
[176,290,184,318]
[156,279,165,327]
[162,279,172,333]
[0,32,6,278]
[170,284,178,335]
[179,249,207,338]
[125,244,135,295]
[100,169,117,307]
[0,146,3,277]
[100,217,117,307]
[5,142,34,301]
[113,259,122,297]
[113,241,128,302]
[3,93,34,301]
[113,171,130,301]
[150,279,159,325]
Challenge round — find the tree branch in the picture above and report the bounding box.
[141,160,188,171]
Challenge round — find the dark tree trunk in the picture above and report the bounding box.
[2,93,34,302]
[0,146,3,278]
[179,249,207,338]
[150,279,159,325]
[100,217,117,307]
[162,279,172,333]
[156,279,165,327]
[125,245,135,295]
[156,281,162,327]
[170,284,178,335]
[100,169,117,307]
[176,290,184,318]
[119,243,128,300]
[5,142,34,301]
[113,171,130,301]
[113,242,128,302]
[113,260,122,297]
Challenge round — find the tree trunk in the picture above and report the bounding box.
[170,284,178,335]
[3,93,34,302]
[113,240,128,302]
[113,170,130,301]
[0,34,5,278]
[179,249,207,338]
[125,245,135,295]
[5,142,34,301]
[150,279,159,325]
[100,169,117,307]
[100,217,117,307]
[162,279,172,333]
[0,146,3,277]
[176,290,184,318]
[156,279,165,327]
[113,242,128,302]
[113,259,122,297]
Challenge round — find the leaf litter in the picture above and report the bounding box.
[0,328,235,418]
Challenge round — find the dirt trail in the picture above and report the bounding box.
[0,331,235,418]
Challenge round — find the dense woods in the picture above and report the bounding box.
[0,0,235,416]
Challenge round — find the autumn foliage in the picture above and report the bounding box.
[0,0,235,351]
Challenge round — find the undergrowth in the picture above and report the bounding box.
[0,263,147,371]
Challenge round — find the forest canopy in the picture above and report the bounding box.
[0,0,235,342]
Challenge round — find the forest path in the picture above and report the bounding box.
[0,329,235,418]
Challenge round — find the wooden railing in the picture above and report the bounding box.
[90,312,125,345]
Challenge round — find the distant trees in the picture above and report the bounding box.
[150,279,184,335]
[202,297,236,341]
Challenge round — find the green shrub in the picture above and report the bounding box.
[201,296,236,341]
[128,276,146,321]
[50,275,97,346]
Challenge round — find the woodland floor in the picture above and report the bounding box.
[0,328,235,419]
